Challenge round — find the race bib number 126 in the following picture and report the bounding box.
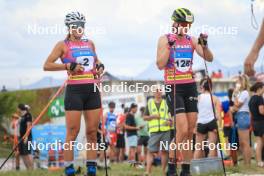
[175,58,191,72]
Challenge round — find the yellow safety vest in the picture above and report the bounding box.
[147,99,170,133]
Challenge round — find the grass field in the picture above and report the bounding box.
[1,163,264,176]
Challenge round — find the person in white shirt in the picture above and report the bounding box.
[231,74,252,165]
[194,78,221,159]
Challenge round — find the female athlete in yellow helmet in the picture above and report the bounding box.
[156,8,214,176]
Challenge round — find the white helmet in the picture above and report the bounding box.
[65,11,86,27]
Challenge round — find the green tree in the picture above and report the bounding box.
[0,92,16,122]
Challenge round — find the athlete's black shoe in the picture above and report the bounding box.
[167,162,177,176]
[166,171,178,176]
[180,171,191,176]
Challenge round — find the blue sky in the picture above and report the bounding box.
[0,0,263,89]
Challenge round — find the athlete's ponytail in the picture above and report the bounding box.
[66,33,70,40]
[200,77,212,91]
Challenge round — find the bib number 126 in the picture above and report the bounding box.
[175,59,191,72]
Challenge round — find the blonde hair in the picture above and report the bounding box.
[238,74,250,91]
[12,113,19,119]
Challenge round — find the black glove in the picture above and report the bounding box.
[69,62,78,71]
[96,63,105,71]
[198,33,208,48]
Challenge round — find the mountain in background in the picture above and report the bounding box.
[22,59,263,90]
[21,77,65,90]
[22,72,121,90]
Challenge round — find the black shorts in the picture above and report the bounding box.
[138,136,149,147]
[253,121,264,137]
[223,126,231,137]
[197,119,217,135]
[18,138,32,156]
[64,83,101,111]
[166,83,198,116]
[116,134,125,148]
[97,132,102,144]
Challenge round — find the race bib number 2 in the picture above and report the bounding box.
[76,56,95,71]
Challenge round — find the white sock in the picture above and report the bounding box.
[64,161,74,167]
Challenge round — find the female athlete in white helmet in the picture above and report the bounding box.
[43,11,104,176]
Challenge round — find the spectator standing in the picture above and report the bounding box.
[231,75,251,165]
[116,107,129,162]
[125,103,141,163]
[194,78,221,159]
[222,92,234,157]
[104,102,118,162]
[18,103,34,170]
[144,87,171,176]
[228,88,239,166]
[135,107,149,164]
[249,82,264,167]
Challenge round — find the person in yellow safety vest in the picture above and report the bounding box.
[144,86,172,176]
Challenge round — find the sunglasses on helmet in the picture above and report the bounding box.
[69,22,85,29]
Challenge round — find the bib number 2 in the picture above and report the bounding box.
[76,56,94,71]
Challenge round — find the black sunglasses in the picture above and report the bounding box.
[69,22,85,29]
